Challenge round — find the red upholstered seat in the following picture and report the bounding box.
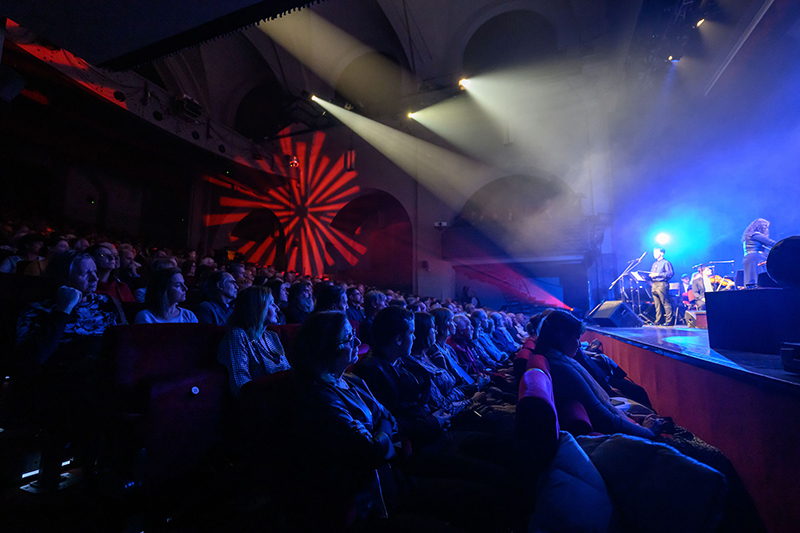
[517,368,560,467]
[267,323,300,353]
[100,323,228,488]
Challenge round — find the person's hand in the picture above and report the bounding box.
[471,391,487,403]
[55,286,82,314]
[432,409,452,429]
[642,414,668,436]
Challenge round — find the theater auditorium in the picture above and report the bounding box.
[1,1,799,532]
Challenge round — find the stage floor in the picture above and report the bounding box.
[586,325,800,394]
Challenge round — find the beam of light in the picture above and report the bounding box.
[459,79,472,90]
[312,98,494,210]
[258,10,400,110]
[655,233,671,246]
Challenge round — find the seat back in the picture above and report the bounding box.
[100,324,228,487]
[516,368,560,468]
[267,323,301,353]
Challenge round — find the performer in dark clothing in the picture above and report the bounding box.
[649,247,674,326]
[742,218,775,288]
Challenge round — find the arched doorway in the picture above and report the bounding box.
[331,190,412,291]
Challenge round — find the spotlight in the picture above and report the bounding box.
[655,233,671,245]
[311,95,318,101]
[668,55,681,63]
[696,18,705,27]
[408,112,417,119]
[459,78,471,90]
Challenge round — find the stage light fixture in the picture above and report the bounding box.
[459,78,471,90]
[408,112,417,119]
[656,233,671,245]
[311,95,318,101]
[696,18,705,27]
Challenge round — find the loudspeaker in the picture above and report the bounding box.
[587,300,643,328]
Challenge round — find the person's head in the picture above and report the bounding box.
[681,273,690,284]
[118,244,137,271]
[101,243,120,269]
[288,280,314,312]
[17,233,45,257]
[45,235,70,259]
[489,312,506,331]
[144,268,186,317]
[289,311,360,377]
[412,312,436,354]
[227,262,246,281]
[86,244,116,273]
[72,237,90,252]
[430,307,456,339]
[653,247,665,260]
[229,285,278,340]
[149,256,178,273]
[266,278,289,304]
[702,266,713,277]
[204,270,238,304]
[346,287,363,308]
[372,306,415,362]
[315,284,347,312]
[742,218,770,241]
[364,290,388,316]
[46,250,98,297]
[453,314,474,340]
[536,310,586,357]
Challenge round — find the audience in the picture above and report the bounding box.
[358,290,387,346]
[314,283,348,313]
[86,243,136,303]
[134,268,198,323]
[218,285,289,397]
[22,234,70,276]
[1,232,44,273]
[195,270,237,326]
[285,279,314,324]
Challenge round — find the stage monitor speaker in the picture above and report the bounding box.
[587,300,643,328]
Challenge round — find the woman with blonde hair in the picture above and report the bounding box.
[217,285,289,397]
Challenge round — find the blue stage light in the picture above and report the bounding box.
[656,233,671,245]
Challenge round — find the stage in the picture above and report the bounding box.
[582,325,800,533]
[586,325,800,395]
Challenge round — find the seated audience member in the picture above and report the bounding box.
[447,314,488,375]
[23,235,70,276]
[358,290,387,346]
[71,237,90,253]
[429,308,475,387]
[266,277,288,325]
[535,309,656,439]
[285,279,314,324]
[134,256,178,302]
[314,284,348,313]
[134,268,198,324]
[353,306,448,445]
[489,312,520,354]
[218,286,289,397]
[470,309,507,366]
[405,313,468,409]
[195,271,237,325]
[16,251,126,483]
[228,262,249,289]
[288,310,398,526]
[1,232,45,273]
[346,286,365,323]
[117,243,140,290]
[87,244,135,303]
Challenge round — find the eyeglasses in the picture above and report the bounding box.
[96,252,114,260]
[339,331,358,346]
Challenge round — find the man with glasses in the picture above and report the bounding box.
[346,286,365,323]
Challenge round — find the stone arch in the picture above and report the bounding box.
[330,189,413,291]
[444,173,586,258]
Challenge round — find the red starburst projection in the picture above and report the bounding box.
[203,129,366,276]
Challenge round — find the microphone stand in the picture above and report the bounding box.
[608,252,648,316]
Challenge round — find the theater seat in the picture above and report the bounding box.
[267,323,300,353]
[99,323,227,488]
[516,368,560,470]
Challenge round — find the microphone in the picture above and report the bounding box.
[638,251,647,262]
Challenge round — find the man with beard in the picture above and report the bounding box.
[285,279,314,324]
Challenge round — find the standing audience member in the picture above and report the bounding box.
[358,290,387,346]
[217,286,289,397]
[134,268,197,323]
[87,244,135,303]
[195,271,237,326]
